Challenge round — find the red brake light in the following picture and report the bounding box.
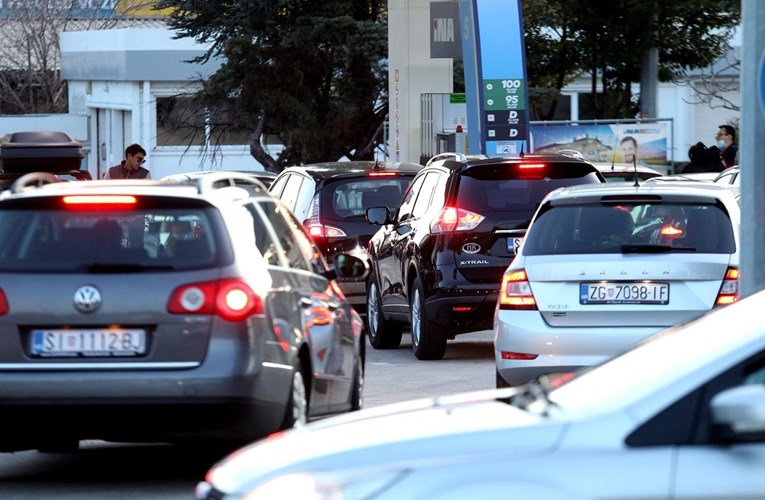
[62,195,137,210]
[0,289,8,315]
[430,207,485,233]
[499,269,537,310]
[519,163,545,169]
[659,225,683,237]
[367,172,397,177]
[168,278,263,321]
[715,267,739,306]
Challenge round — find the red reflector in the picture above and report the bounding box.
[451,306,473,312]
[500,351,538,360]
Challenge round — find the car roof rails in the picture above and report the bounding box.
[10,171,63,193]
[425,152,489,167]
[556,149,586,161]
[163,171,269,196]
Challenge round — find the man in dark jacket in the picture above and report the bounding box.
[104,143,151,179]
[716,125,738,169]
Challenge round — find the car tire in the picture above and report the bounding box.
[496,369,511,388]
[350,355,364,411]
[281,362,308,429]
[410,277,447,360]
[366,274,404,349]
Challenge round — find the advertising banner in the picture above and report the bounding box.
[531,122,669,165]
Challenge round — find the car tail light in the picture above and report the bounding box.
[167,278,263,321]
[430,206,485,233]
[499,269,537,310]
[367,171,397,177]
[715,267,739,306]
[62,195,137,210]
[0,289,8,315]
[517,163,546,179]
[303,197,347,240]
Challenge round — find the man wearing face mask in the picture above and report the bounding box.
[715,125,738,169]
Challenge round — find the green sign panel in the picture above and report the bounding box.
[483,79,526,111]
[450,93,467,104]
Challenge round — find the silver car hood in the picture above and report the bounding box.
[209,388,566,494]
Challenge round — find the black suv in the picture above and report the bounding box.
[365,153,606,360]
[270,161,422,313]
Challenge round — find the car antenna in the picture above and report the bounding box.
[611,136,617,172]
[519,141,525,160]
[632,154,640,187]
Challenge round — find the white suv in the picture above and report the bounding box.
[494,181,740,387]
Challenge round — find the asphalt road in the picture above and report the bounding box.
[0,329,495,499]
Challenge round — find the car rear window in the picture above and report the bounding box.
[321,177,413,219]
[522,202,736,255]
[456,162,602,213]
[0,204,228,272]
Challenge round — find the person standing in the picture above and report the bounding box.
[103,143,151,179]
[715,125,738,169]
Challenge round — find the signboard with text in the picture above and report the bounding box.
[459,0,529,157]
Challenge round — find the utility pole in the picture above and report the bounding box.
[740,0,765,296]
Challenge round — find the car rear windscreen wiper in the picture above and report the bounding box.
[621,243,696,253]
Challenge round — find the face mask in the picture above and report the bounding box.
[717,140,726,149]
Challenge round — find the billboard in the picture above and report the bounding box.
[531,122,670,165]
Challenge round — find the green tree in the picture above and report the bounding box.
[522,0,740,119]
[155,0,388,171]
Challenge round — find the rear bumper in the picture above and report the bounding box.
[424,288,498,334]
[0,361,294,448]
[493,310,663,385]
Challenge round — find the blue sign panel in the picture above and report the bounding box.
[459,0,529,157]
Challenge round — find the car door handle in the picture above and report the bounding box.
[299,297,313,308]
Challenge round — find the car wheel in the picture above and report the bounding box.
[410,277,447,360]
[366,274,404,349]
[281,362,308,429]
[496,369,511,388]
[350,355,364,411]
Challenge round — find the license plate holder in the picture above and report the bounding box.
[579,282,669,305]
[30,328,147,357]
[507,237,523,255]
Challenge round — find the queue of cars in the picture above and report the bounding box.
[0,144,751,497]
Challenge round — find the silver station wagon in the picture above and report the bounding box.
[0,173,368,452]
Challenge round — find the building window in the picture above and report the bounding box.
[156,96,205,146]
[156,96,253,147]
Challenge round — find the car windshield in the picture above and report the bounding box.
[323,178,412,219]
[0,206,225,272]
[522,202,736,255]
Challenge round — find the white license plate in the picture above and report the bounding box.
[31,329,147,357]
[507,237,523,254]
[580,282,669,305]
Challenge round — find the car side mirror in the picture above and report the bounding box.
[332,254,370,280]
[366,207,390,225]
[710,384,765,443]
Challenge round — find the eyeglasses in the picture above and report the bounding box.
[134,156,146,165]
[715,132,729,138]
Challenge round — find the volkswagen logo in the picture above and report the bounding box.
[462,242,481,254]
[73,285,102,313]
